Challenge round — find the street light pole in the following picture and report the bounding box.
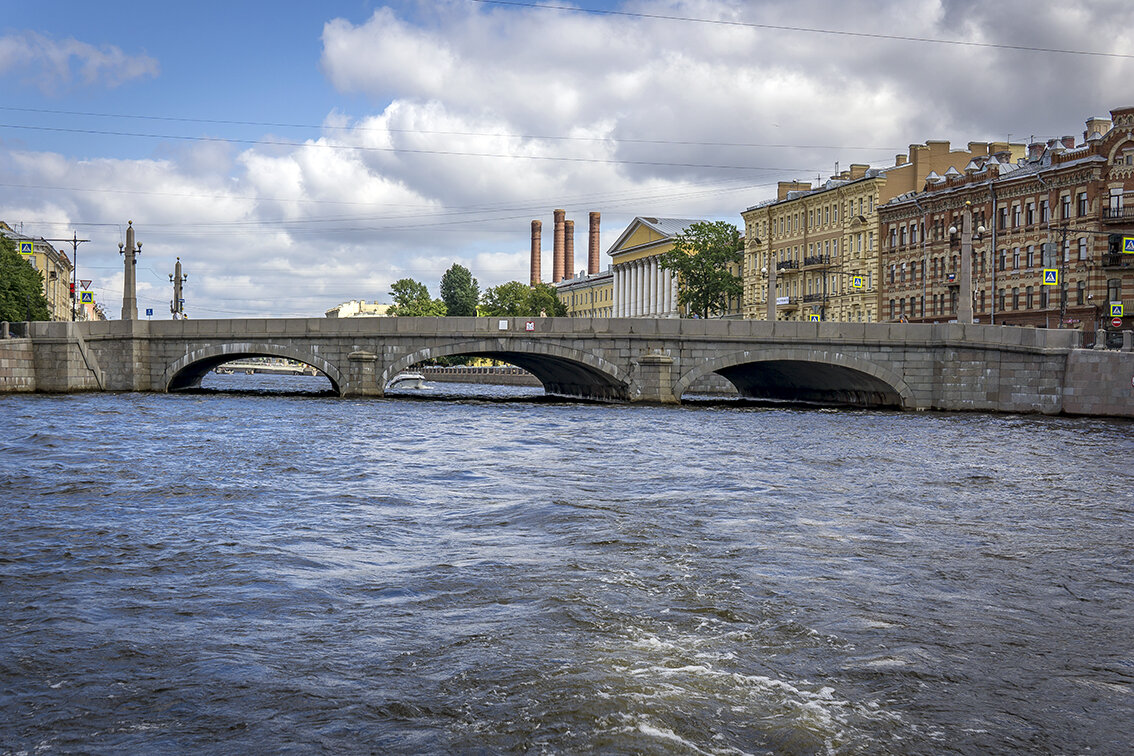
[44,232,90,321]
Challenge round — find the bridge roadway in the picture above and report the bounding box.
[14,316,1133,415]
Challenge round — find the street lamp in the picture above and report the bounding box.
[948,200,986,324]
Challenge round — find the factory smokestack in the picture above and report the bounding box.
[530,220,542,286]
[564,219,575,280]
[588,212,600,274]
[553,209,565,283]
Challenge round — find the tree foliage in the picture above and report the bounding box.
[0,237,50,322]
[439,263,479,316]
[657,221,743,318]
[388,278,447,316]
[480,281,567,317]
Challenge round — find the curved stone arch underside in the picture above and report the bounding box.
[384,338,636,401]
[162,342,344,393]
[675,348,916,408]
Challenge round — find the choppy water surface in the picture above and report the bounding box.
[2,375,1132,754]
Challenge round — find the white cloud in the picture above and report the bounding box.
[0,31,158,94]
[3,1,1132,319]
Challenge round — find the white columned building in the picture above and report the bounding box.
[605,217,706,319]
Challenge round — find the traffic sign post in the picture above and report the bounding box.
[17,240,33,256]
[79,291,93,304]
[1111,302,1124,318]
[808,313,820,322]
[1113,317,1124,328]
[851,275,864,289]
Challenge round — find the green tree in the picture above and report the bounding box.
[388,278,447,316]
[439,263,479,316]
[479,281,568,317]
[0,237,50,322]
[658,221,743,318]
[529,282,567,317]
[479,281,530,316]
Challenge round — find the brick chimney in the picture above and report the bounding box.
[530,220,542,286]
[564,219,575,280]
[588,212,600,274]
[553,209,565,283]
[1061,135,1076,150]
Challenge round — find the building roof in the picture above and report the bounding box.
[606,216,706,257]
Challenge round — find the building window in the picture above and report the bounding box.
[1077,280,1086,306]
[1012,287,1020,310]
[1077,191,1088,217]
[999,288,1006,311]
[1040,288,1049,309]
[1012,205,1022,228]
[1026,245,1034,269]
[1041,199,1050,223]
[1078,238,1088,261]
[1061,195,1071,219]
[1026,286,1034,309]
[998,207,1008,230]
[1025,203,1034,226]
[1108,278,1122,303]
[998,249,1006,272]
[1013,248,1020,270]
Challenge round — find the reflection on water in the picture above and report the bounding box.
[1,376,1131,754]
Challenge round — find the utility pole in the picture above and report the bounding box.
[1058,224,1070,328]
[169,257,188,319]
[44,232,90,321]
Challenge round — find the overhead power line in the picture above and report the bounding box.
[470,0,1134,59]
[0,106,902,153]
[0,122,829,173]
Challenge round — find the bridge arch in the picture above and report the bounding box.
[383,338,635,401]
[674,348,916,408]
[162,342,344,393]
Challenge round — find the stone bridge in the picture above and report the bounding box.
[7,316,1132,416]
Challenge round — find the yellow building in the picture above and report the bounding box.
[555,268,614,316]
[1,222,75,321]
[607,217,742,317]
[742,140,1026,322]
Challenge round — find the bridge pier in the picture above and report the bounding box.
[633,351,678,404]
[343,350,383,397]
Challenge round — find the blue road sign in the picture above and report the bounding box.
[1123,236,1134,253]
[146,308,153,316]
[18,240,33,255]
[1042,269,1059,286]
[1111,303,1124,317]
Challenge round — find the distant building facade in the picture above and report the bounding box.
[742,140,1025,322]
[1,221,75,321]
[555,267,614,317]
[879,106,1134,337]
[325,300,390,318]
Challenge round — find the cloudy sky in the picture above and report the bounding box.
[1,0,1131,318]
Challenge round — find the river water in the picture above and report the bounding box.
[2,374,1132,754]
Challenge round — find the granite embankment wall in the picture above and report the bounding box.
[1063,349,1134,417]
[0,338,35,392]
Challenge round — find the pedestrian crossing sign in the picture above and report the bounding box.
[1112,302,1124,317]
[18,240,33,255]
[851,275,865,289]
[80,291,93,304]
[808,313,820,322]
[1124,236,1134,253]
[1042,269,1059,286]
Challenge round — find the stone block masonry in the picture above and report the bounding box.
[1,318,1130,418]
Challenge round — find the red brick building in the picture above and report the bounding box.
[879,106,1134,341]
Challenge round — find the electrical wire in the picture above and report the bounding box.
[469,0,1134,59]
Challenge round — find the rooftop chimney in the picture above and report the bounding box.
[588,212,600,274]
[1061,135,1076,150]
[553,209,565,283]
[530,220,542,286]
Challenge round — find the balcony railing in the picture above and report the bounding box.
[1102,206,1134,221]
[802,255,830,268]
[776,260,799,271]
[802,293,825,303]
[1102,253,1134,268]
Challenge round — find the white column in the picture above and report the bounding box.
[662,267,672,315]
[616,266,625,317]
[668,270,678,316]
[650,258,659,316]
[635,260,643,317]
[630,262,638,316]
